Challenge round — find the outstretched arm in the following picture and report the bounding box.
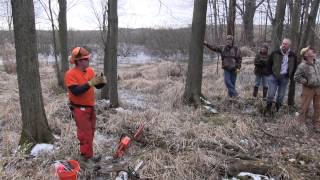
[203,41,222,53]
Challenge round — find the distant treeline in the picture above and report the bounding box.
[0,28,191,57]
[1,25,317,58]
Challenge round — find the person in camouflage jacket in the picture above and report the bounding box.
[253,44,271,98]
[294,46,320,132]
[204,35,242,97]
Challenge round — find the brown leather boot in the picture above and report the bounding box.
[253,86,259,97]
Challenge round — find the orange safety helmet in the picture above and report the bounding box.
[69,47,91,64]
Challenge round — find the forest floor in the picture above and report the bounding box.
[0,57,320,179]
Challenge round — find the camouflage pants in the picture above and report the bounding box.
[298,86,320,129]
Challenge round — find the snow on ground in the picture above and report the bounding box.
[30,143,54,157]
[118,52,158,64]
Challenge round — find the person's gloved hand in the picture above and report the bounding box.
[88,76,99,86]
[235,68,240,74]
[95,73,106,84]
[203,40,209,46]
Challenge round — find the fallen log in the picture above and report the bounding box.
[226,159,279,177]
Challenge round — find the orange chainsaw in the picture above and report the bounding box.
[113,124,145,158]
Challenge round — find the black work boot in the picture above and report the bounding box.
[275,102,281,112]
[253,86,259,97]
[263,87,268,99]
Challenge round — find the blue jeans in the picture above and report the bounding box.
[267,75,289,104]
[255,75,268,87]
[224,70,238,97]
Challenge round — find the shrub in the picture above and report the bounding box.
[0,42,16,74]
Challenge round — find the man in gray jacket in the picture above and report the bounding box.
[294,46,320,132]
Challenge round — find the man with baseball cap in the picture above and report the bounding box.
[294,46,320,132]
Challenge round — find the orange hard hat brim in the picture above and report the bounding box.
[69,54,91,64]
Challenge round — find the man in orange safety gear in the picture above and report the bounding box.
[64,47,106,168]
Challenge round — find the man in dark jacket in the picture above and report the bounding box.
[204,35,242,97]
[266,38,297,113]
[253,44,270,98]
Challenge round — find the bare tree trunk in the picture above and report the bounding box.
[299,0,320,48]
[287,0,302,107]
[218,0,224,41]
[101,1,110,100]
[213,0,219,42]
[48,0,63,87]
[242,0,265,46]
[264,9,268,42]
[58,0,68,89]
[108,0,119,107]
[183,0,208,105]
[289,0,302,51]
[227,0,236,36]
[208,0,219,43]
[270,0,287,51]
[11,0,53,146]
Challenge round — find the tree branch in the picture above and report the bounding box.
[255,0,266,9]
[236,3,244,16]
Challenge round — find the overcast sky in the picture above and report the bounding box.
[33,0,194,30]
[0,0,274,31]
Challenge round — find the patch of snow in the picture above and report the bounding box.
[226,172,275,180]
[115,107,132,114]
[118,52,157,64]
[31,143,54,157]
[105,156,113,161]
[38,54,55,63]
[96,99,110,107]
[115,171,128,180]
[53,134,60,140]
[240,139,249,145]
[119,89,148,108]
[203,105,218,114]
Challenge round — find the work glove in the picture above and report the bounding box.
[235,68,240,74]
[95,73,107,85]
[88,76,99,86]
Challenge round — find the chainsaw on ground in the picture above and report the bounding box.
[113,124,145,158]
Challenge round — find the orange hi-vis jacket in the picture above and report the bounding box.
[64,67,96,106]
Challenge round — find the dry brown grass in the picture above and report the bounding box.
[1,59,320,179]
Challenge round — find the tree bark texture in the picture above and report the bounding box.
[48,0,62,87]
[11,0,53,146]
[227,0,236,36]
[107,0,119,107]
[299,0,320,48]
[183,0,208,105]
[242,0,257,46]
[101,1,109,100]
[270,0,287,51]
[289,0,302,52]
[58,0,68,89]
